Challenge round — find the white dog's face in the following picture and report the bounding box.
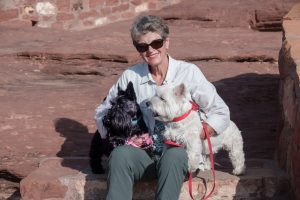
[148,83,191,122]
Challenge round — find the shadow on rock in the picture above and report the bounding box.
[0,170,22,200]
[54,118,106,199]
[54,118,93,170]
[211,73,288,199]
[196,73,287,199]
[213,73,280,160]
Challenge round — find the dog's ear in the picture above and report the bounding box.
[125,82,137,101]
[109,97,117,107]
[117,84,123,96]
[174,83,187,97]
[102,114,111,128]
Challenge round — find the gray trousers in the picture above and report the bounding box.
[106,145,188,200]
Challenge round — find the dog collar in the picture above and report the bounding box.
[108,136,126,147]
[171,101,199,122]
[131,116,141,126]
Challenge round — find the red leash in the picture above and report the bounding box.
[172,101,199,122]
[201,123,216,200]
[164,101,216,200]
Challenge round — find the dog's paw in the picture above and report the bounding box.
[201,155,211,170]
[198,164,205,171]
[188,159,200,172]
[203,161,212,170]
[188,165,198,173]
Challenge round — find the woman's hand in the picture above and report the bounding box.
[126,133,153,148]
[127,135,144,147]
[200,123,215,140]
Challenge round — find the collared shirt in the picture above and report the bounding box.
[94,56,230,140]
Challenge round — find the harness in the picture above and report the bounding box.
[164,101,216,200]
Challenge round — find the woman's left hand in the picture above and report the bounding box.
[200,123,215,140]
[127,135,144,147]
[126,133,153,148]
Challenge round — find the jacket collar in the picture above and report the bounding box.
[140,55,177,85]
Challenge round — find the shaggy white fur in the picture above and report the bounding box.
[148,83,246,175]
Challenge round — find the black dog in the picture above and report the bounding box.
[89,82,148,174]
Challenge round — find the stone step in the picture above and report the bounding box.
[20,157,290,200]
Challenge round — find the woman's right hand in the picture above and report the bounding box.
[127,135,144,147]
[126,133,153,148]
[200,123,215,140]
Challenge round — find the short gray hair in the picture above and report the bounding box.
[130,15,169,44]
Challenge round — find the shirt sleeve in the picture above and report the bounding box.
[94,72,129,138]
[188,64,230,134]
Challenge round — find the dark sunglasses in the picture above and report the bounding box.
[134,38,164,53]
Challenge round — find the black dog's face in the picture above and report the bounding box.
[103,96,139,138]
[103,82,147,144]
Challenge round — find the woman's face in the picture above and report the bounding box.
[135,32,169,67]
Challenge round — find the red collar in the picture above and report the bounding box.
[172,101,199,122]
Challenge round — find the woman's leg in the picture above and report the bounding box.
[106,145,156,200]
[155,147,188,200]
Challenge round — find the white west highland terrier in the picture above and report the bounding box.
[148,83,245,175]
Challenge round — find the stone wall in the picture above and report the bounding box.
[277,3,300,200]
[0,0,180,30]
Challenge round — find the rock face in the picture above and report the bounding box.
[277,3,300,200]
[154,0,298,30]
[20,157,290,200]
[0,0,180,30]
[0,0,299,199]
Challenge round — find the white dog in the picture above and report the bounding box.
[148,83,245,175]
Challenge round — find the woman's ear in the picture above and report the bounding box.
[165,37,170,50]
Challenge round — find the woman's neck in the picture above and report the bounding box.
[149,56,169,86]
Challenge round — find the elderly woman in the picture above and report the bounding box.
[94,15,230,200]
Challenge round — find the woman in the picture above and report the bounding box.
[94,15,230,200]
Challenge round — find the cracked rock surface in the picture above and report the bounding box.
[0,0,298,198]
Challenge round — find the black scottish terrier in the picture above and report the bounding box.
[89,82,148,174]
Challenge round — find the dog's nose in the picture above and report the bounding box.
[146,101,151,107]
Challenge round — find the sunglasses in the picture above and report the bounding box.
[134,38,164,53]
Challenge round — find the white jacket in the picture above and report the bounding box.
[94,56,230,140]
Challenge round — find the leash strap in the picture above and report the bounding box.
[172,101,199,122]
[187,123,216,200]
[164,99,216,200]
[164,140,183,147]
[202,123,216,200]
[188,172,194,200]
[164,123,216,200]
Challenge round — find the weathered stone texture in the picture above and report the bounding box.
[20,157,289,200]
[1,1,298,199]
[0,9,19,22]
[0,0,298,30]
[0,0,179,30]
[278,3,300,200]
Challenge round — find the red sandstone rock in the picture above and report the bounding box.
[20,157,290,199]
[0,9,19,21]
[278,3,300,199]
[0,0,299,199]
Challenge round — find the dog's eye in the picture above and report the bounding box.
[160,97,165,101]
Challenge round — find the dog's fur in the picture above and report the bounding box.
[89,82,148,174]
[148,83,245,175]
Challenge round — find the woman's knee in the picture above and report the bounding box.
[108,145,142,167]
[109,146,134,165]
[160,147,188,166]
